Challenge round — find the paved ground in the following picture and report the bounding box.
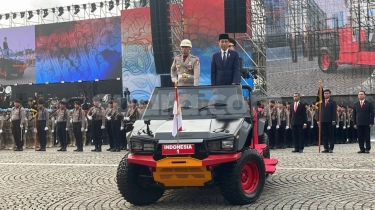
[267,56,375,97]
[0,143,374,210]
[0,66,35,85]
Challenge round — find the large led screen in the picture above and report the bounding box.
[266,0,375,97]
[0,26,35,85]
[35,17,122,84]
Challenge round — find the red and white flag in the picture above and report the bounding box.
[172,87,183,137]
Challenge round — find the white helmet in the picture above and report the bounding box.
[180,39,192,48]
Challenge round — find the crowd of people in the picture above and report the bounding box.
[0,96,148,152]
[258,90,374,154]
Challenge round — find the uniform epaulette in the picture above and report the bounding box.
[191,55,199,60]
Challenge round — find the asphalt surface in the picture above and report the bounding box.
[0,66,35,85]
[0,143,374,209]
[267,56,375,97]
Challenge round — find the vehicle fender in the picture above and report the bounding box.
[236,120,252,150]
[258,118,265,136]
[319,47,337,60]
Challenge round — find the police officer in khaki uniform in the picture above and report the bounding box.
[0,109,4,149]
[87,98,106,152]
[36,100,49,151]
[11,99,26,151]
[55,101,71,151]
[171,39,200,86]
[71,101,86,152]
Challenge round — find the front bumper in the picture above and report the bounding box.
[127,153,241,187]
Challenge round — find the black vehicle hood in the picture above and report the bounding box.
[132,118,244,140]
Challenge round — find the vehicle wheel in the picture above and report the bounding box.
[116,154,164,205]
[318,49,338,72]
[17,72,24,77]
[259,133,270,158]
[218,149,266,205]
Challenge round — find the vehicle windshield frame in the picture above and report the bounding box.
[142,85,250,120]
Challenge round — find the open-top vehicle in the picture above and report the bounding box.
[0,49,28,79]
[116,85,278,205]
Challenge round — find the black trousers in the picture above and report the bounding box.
[322,122,335,150]
[277,121,286,147]
[91,120,103,147]
[305,121,312,145]
[106,121,114,149]
[292,125,304,151]
[112,120,122,150]
[268,120,277,148]
[310,121,318,145]
[73,122,83,150]
[123,123,134,149]
[357,125,371,151]
[291,48,297,62]
[347,121,355,142]
[57,122,67,149]
[12,120,22,149]
[37,120,47,149]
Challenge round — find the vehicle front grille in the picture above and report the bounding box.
[154,143,208,161]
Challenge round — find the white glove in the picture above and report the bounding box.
[85,129,88,131]
[276,125,279,129]
[66,128,69,131]
[343,126,346,129]
[120,126,124,130]
[107,117,111,121]
[310,126,313,129]
[44,127,48,131]
[101,125,105,129]
[81,127,84,132]
[285,126,289,129]
[20,125,24,129]
[124,117,130,121]
[347,125,350,128]
[336,125,339,128]
[88,116,92,120]
[267,126,271,130]
[34,128,37,133]
[25,130,27,133]
[55,120,57,124]
[0,129,2,134]
[70,119,72,123]
[172,78,177,83]
[52,130,54,133]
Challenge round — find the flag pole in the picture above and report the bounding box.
[174,79,180,146]
[318,79,323,153]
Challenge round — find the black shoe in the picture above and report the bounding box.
[299,150,303,153]
[91,148,97,152]
[365,150,370,153]
[110,149,116,152]
[106,148,112,151]
[36,148,46,151]
[358,150,365,153]
[329,149,333,153]
[292,150,299,153]
[57,148,66,151]
[322,150,329,153]
[116,149,121,152]
[14,148,22,151]
[73,149,80,152]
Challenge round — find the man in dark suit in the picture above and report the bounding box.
[289,31,298,63]
[211,34,240,85]
[290,93,307,153]
[319,89,337,153]
[353,91,374,153]
[3,37,9,50]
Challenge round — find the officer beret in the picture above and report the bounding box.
[38,100,44,104]
[60,101,66,105]
[131,99,138,104]
[0,109,3,112]
[113,98,121,104]
[48,109,52,113]
[108,100,113,105]
[144,100,148,105]
[93,97,100,101]
[347,106,352,108]
[14,99,21,103]
[219,34,229,40]
[24,108,29,112]
[74,101,81,106]
[7,108,12,112]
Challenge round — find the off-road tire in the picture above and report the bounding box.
[259,133,270,158]
[218,149,266,205]
[116,154,165,205]
[318,49,338,72]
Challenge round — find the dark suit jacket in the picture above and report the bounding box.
[290,102,307,126]
[353,100,375,125]
[3,41,8,50]
[211,50,240,85]
[320,99,337,123]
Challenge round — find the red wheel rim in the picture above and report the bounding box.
[321,53,330,69]
[240,161,259,194]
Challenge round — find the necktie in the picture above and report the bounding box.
[360,101,363,108]
[325,99,328,106]
[223,51,227,64]
[294,102,297,112]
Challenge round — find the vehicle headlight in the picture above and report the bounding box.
[131,142,142,150]
[208,141,221,150]
[143,143,155,151]
[222,140,234,149]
